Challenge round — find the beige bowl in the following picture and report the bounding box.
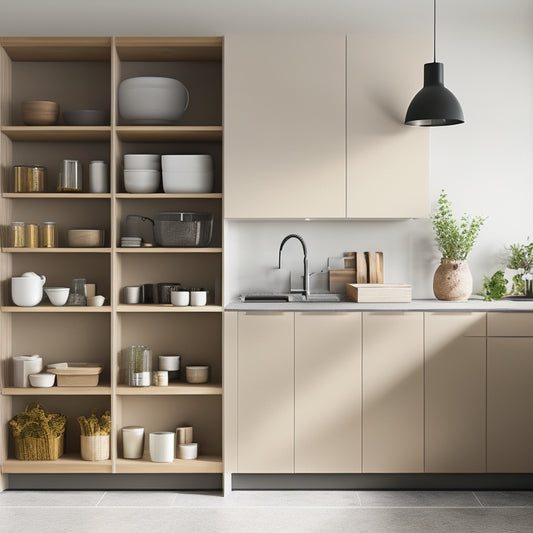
[87,295,105,307]
[185,365,209,384]
[67,229,104,247]
[22,100,59,126]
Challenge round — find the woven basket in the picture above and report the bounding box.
[80,435,110,461]
[14,435,64,461]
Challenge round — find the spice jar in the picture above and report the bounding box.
[10,222,25,247]
[126,345,152,387]
[24,223,39,248]
[13,165,45,193]
[39,222,57,248]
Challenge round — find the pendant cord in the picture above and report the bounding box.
[433,0,437,62]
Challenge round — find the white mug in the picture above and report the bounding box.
[122,426,145,459]
[190,290,207,306]
[171,290,189,306]
[89,160,109,193]
[11,273,46,306]
[124,285,141,304]
[149,431,175,463]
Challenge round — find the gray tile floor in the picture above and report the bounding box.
[1,490,533,532]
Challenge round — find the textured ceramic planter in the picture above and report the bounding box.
[433,259,473,301]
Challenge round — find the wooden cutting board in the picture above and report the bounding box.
[346,283,411,303]
[365,252,384,284]
[328,269,356,292]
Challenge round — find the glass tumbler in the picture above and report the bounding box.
[66,278,87,306]
[126,345,152,387]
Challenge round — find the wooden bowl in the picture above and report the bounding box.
[21,100,59,126]
[67,229,104,247]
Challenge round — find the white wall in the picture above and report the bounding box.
[224,9,533,303]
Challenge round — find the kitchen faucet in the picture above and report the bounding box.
[278,234,310,299]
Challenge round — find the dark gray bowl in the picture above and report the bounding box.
[63,109,110,126]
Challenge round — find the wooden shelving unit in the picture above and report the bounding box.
[0,36,224,488]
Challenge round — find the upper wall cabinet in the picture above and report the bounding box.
[224,33,429,219]
[346,34,429,218]
[224,34,346,219]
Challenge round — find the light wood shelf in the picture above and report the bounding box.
[116,193,222,199]
[115,454,222,474]
[116,247,222,254]
[2,454,112,474]
[115,36,223,61]
[0,37,112,61]
[116,383,222,396]
[2,247,111,253]
[1,126,111,142]
[117,304,222,313]
[115,126,222,142]
[1,306,111,313]
[2,386,112,396]
[3,193,111,199]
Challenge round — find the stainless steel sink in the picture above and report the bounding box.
[240,293,344,303]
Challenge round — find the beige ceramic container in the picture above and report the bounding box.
[21,100,59,125]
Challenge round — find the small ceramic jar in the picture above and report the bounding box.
[190,288,207,306]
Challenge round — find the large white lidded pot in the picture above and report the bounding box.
[118,77,189,124]
[11,272,46,306]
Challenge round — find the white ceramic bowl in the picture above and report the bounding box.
[124,169,161,193]
[161,155,213,172]
[87,295,105,307]
[44,287,70,306]
[29,373,56,387]
[119,77,189,124]
[162,171,213,194]
[124,154,161,170]
[185,365,209,384]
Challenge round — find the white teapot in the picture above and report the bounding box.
[11,272,46,306]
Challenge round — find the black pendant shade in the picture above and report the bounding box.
[405,62,464,126]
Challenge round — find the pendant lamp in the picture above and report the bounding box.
[405,0,464,126]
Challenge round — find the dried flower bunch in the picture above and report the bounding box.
[9,403,66,439]
[431,190,486,261]
[78,410,111,436]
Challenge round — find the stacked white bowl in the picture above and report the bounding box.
[161,154,214,193]
[124,154,161,193]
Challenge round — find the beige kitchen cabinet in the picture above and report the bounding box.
[224,33,346,218]
[424,312,486,473]
[0,37,224,489]
[362,312,424,472]
[346,34,429,218]
[236,312,294,473]
[294,312,361,473]
[487,313,533,472]
[224,33,429,220]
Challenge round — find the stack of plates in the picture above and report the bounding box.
[121,237,142,247]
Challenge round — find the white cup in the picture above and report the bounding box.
[171,290,190,306]
[12,274,46,306]
[89,160,109,193]
[190,290,207,306]
[149,431,175,463]
[122,426,145,459]
[124,285,141,304]
[177,442,198,460]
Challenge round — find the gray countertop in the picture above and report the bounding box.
[225,298,533,312]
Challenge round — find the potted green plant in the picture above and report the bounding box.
[78,410,111,461]
[506,241,533,296]
[431,190,486,301]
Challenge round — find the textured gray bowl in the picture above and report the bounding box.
[63,109,110,126]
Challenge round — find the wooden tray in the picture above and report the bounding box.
[47,364,103,386]
[346,283,412,303]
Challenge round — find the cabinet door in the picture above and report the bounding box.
[224,34,346,218]
[362,312,424,472]
[425,313,486,473]
[294,312,361,473]
[346,34,429,218]
[237,312,294,473]
[488,337,533,472]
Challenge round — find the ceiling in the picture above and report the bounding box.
[1,0,531,36]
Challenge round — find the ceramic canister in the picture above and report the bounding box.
[13,355,43,387]
[149,431,175,463]
[122,426,145,459]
